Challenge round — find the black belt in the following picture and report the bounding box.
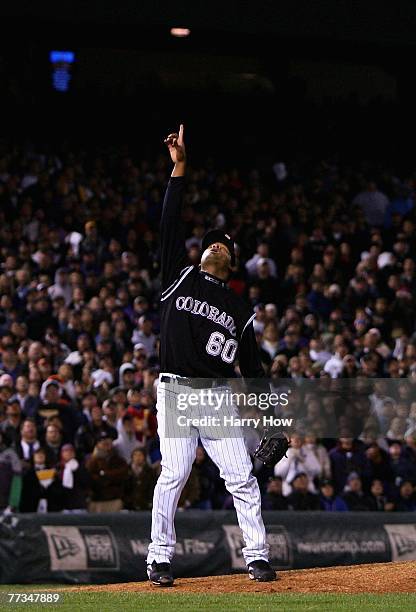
[161,375,228,389]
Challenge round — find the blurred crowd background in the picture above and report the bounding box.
[1,144,416,514]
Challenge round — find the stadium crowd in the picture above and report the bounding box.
[0,143,416,513]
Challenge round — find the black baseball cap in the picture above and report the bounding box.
[201,230,235,266]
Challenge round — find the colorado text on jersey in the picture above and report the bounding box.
[175,295,237,336]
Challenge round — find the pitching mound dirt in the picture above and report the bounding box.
[67,561,416,594]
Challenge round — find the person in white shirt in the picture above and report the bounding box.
[309,338,332,366]
[274,433,323,496]
[324,344,349,378]
[48,268,72,306]
[113,415,144,463]
[131,315,157,356]
[369,380,396,422]
[303,434,331,480]
[64,334,91,366]
[245,242,277,278]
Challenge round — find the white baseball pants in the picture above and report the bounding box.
[147,375,269,566]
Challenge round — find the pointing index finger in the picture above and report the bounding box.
[178,124,184,144]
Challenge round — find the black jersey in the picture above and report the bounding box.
[159,176,265,378]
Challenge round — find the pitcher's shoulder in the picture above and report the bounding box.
[160,265,197,302]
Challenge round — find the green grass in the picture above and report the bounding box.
[0,586,415,612]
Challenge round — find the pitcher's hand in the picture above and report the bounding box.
[164,124,185,164]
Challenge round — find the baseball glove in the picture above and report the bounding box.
[253,431,290,467]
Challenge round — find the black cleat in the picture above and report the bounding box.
[248,560,277,582]
[147,561,174,587]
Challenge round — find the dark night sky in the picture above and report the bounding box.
[0,1,412,164]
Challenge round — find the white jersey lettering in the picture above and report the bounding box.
[175,295,237,337]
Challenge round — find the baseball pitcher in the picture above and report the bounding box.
[147,125,277,585]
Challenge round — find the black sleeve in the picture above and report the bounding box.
[160,176,189,290]
[238,322,266,378]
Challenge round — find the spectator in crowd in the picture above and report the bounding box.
[404,434,416,463]
[15,418,41,466]
[124,448,156,510]
[406,402,416,434]
[44,423,63,467]
[342,472,373,511]
[20,447,57,512]
[75,405,117,458]
[0,399,22,446]
[364,443,393,486]
[329,438,368,493]
[367,479,394,511]
[394,480,416,511]
[37,377,81,442]
[131,316,157,357]
[113,415,143,462]
[262,476,288,510]
[124,389,157,442]
[369,380,395,429]
[0,430,22,511]
[245,241,277,279]
[1,142,416,513]
[48,268,72,306]
[352,181,390,227]
[118,363,137,389]
[102,398,118,430]
[388,441,416,485]
[287,473,320,511]
[373,400,396,436]
[324,343,349,378]
[318,479,348,511]
[86,432,129,512]
[254,259,280,304]
[260,323,280,361]
[386,417,407,441]
[275,433,322,495]
[51,444,91,512]
[0,383,13,416]
[12,376,38,416]
[303,434,331,480]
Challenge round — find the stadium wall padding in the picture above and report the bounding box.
[0,511,415,583]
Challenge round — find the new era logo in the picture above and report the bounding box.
[385,524,416,561]
[42,525,119,572]
[51,534,81,560]
[395,535,416,556]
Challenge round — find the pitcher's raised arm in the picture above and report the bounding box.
[160,124,188,289]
